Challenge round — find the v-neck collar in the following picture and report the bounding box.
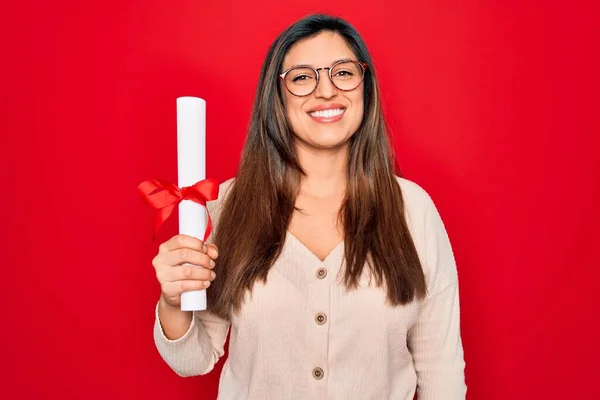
[285,230,344,265]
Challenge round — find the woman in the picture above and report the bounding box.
[152,13,466,400]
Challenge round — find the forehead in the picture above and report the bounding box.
[282,31,356,69]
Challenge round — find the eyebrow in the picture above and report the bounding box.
[286,58,353,70]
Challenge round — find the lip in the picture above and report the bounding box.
[307,103,346,112]
[307,109,346,123]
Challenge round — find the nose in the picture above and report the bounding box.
[314,68,337,99]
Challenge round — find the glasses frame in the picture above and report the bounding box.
[279,59,368,97]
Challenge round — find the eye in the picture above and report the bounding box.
[333,70,354,77]
[292,74,314,83]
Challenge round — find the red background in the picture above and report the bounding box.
[2,1,599,399]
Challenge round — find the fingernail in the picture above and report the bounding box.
[211,271,216,280]
[204,281,211,288]
[210,260,216,268]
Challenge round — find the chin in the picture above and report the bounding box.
[308,134,351,149]
[292,122,355,149]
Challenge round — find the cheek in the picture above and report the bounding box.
[352,92,365,124]
[285,98,306,127]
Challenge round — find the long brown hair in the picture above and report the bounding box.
[208,14,426,319]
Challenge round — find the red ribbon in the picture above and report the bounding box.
[137,178,219,242]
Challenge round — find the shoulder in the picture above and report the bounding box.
[206,177,236,215]
[395,176,431,202]
[217,177,236,199]
[204,178,236,243]
[394,176,437,223]
[393,176,459,297]
[207,177,235,203]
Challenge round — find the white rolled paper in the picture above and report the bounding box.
[177,96,208,311]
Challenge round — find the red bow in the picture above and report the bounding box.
[137,178,219,242]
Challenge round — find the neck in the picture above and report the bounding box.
[295,141,348,197]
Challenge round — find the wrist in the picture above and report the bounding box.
[158,294,190,318]
[157,295,194,340]
[158,294,177,311]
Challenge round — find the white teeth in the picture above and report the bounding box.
[308,108,345,118]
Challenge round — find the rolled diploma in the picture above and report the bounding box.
[177,97,208,311]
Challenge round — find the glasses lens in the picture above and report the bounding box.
[331,61,364,91]
[284,67,317,96]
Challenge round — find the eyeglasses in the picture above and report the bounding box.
[279,59,368,97]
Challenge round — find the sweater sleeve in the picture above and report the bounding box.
[406,188,467,399]
[153,304,231,377]
[152,178,235,377]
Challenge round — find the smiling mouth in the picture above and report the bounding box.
[307,108,346,119]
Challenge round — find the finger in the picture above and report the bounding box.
[163,280,211,297]
[166,248,216,268]
[206,244,219,260]
[160,234,207,253]
[167,264,216,282]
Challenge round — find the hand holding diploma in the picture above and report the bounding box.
[138,97,218,312]
[152,234,218,309]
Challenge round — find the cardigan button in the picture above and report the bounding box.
[312,367,324,380]
[316,268,327,279]
[315,313,327,325]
